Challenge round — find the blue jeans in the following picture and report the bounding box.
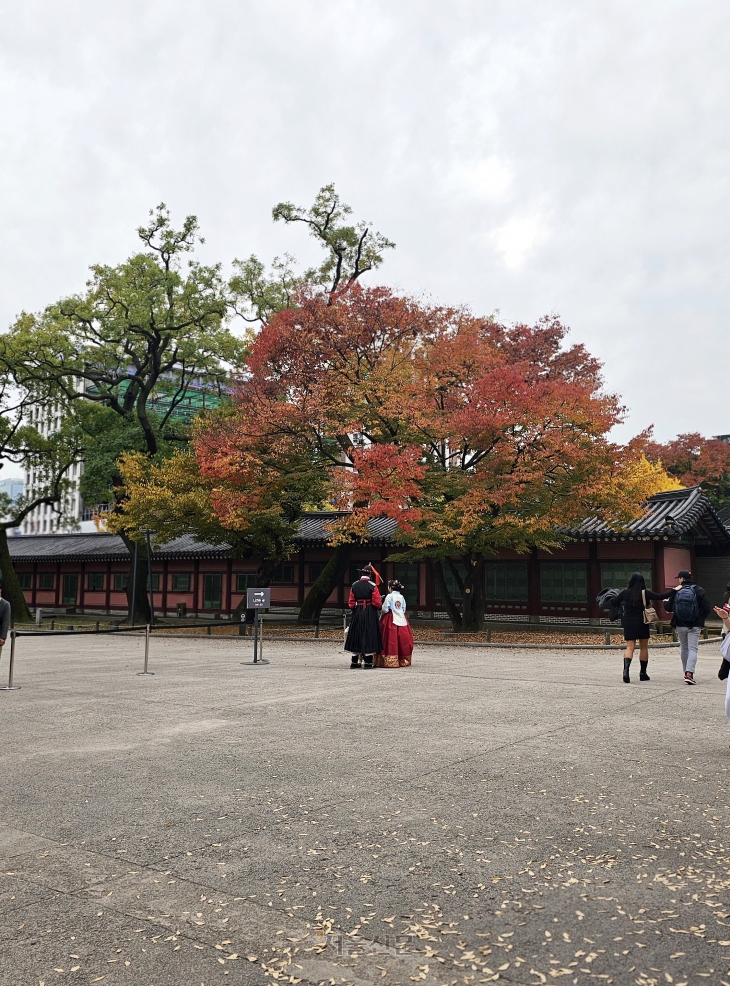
[677,626,701,674]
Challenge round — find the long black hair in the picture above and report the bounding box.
[627,572,647,607]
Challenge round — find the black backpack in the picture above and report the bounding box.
[672,585,700,624]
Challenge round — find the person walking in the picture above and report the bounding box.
[612,573,671,683]
[722,583,730,639]
[665,569,713,685]
[375,580,414,668]
[345,564,383,669]
[714,607,730,740]
[0,580,10,668]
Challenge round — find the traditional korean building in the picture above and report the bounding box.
[7,486,730,620]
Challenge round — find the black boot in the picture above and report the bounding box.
[350,657,361,669]
[639,660,650,681]
[363,659,374,670]
[623,657,632,683]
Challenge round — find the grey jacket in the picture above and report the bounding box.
[0,597,11,641]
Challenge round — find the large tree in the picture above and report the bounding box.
[194,288,679,630]
[4,205,246,622]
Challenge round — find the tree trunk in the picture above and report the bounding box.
[297,543,354,624]
[460,553,486,632]
[0,527,33,623]
[430,557,462,631]
[119,532,151,625]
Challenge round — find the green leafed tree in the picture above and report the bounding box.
[0,364,83,621]
[229,183,395,324]
[3,205,247,622]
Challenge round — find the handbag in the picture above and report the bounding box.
[642,589,658,625]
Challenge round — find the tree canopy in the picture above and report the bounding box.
[646,433,730,514]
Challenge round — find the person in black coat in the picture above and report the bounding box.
[613,573,671,683]
[345,565,383,670]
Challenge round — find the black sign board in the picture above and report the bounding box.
[247,588,271,609]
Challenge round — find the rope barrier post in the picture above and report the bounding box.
[604,630,611,645]
[0,630,20,691]
[259,614,264,662]
[137,624,154,676]
[253,608,259,663]
[129,540,139,626]
[314,621,320,638]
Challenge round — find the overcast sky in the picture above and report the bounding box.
[2,0,729,461]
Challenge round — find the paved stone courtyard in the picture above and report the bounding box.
[2,634,730,986]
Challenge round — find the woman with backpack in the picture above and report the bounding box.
[613,573,672,683]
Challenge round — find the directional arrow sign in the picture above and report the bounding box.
[247,588,271,609]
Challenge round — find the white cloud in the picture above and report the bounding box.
[450,157,514,202]
[1,0,730,441]
[491,210,548,270]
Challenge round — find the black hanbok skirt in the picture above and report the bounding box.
[345,607,383,655]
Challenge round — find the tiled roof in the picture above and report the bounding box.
[561,486,730,544]
[7,532,231,562]
[7,488,729,560]
[293,512,400,546]
[7,533,130,562]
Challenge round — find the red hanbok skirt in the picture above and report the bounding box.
[375,612,414,668]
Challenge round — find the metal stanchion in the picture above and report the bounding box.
[604,631,611,645]
[314,622,320,638]
[241,590,270,665]
[0,631,20,691]
[242,608,269,664]
[136,624,154,676]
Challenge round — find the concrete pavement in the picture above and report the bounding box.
[1,633,730,986]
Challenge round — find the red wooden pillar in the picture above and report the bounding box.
[55,562,61,608]
[297,550,305,606]
[80,561,86,611]
[32,562,38,610]
[226,558,233,615]
[587,541,601,620]
[105,560,112,613]
[194,559,200,616]
[528,548,540,623]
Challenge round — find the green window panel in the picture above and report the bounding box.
[272,564,295,585]
[87,573,104,592]
[392,563,419,607]
[38,573,55,590]
[203,573,223,609]
[236,572,254,593]
[146,573,160,591]
[62,574,78,606]
[309,562,326,583]
[172,573,191,592]
[16,572,32,589]
[113,573,128,591]
[484,562,528,602]
[540,562,588,603]
[600,562,653,591]
[434,561,467,601]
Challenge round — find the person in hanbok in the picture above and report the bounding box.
[375,579,414,668]
[345,564,383,669]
